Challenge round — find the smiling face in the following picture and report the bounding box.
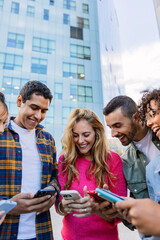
[146,100,160,139]
[14,93,50,130]
[105,107,137,146]
[72,119,96,160]
[0,103,8,133]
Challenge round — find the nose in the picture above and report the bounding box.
[34,110,42,120]
[0,123,4,134]
[78,135,84,143]
[111,128,119,138]
[146,118,153,128]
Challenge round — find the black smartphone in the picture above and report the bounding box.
[34,189,56,198]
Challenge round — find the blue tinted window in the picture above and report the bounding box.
[70,84,92,102]
[54,83,63,99]
[7,32,25,49]
[50,0,54,5]
[63,62,84,79]
[70,44,91,60]
[44,9,49,20]
[11,2,19,14]
[0,53,23,71]
[63,14,70,25]
[32,37,55,54]
[63,0,76,10]
[31,57,48,74]
[2,76,29,96]
[82,3,89,14]
[27,5,35,17]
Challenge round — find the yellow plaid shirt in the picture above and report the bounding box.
[0,118,60,239]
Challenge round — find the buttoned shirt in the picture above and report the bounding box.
[0,117,60,240]
[122,132,160,199]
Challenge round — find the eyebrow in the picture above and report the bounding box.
[30,104,48,111]
[107,122,121,127]
[72,131,91,134]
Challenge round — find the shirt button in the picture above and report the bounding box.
[134,189,137,192]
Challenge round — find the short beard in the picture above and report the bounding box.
[124,121,137,145]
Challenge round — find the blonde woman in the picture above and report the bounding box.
[56,108,127,240]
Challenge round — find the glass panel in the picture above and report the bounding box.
[44,9,49,20]
[86,87,92,96]
[63,14,69,25]
[78,86,85,95]
[82,3,89,14]
[77,65,84,79]
[78,96,85,102]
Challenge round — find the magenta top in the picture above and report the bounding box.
[57,151,127,240]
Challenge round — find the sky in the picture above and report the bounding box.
[113,0,160,103]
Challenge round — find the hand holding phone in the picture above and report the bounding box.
[60,190,82,200]
[95,188,125,203]
[87,190,105,202]
[34,189,56,198]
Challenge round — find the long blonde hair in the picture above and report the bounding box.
[61,108,115,189]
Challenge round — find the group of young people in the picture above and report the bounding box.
[0,80,160,240]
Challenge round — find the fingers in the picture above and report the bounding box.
[103,184,109,190]
[83,185,88,197]
[11,192,34,202]
[0,213,6,225]
[115,199,134,213]
[99,200,112,210]
[0,210,5,217]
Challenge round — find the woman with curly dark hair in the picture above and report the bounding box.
[138,89,160,137]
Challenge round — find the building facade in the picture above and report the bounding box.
[153,0,160,37]
[0,0,123,153]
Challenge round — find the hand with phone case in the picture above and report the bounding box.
[9,188,57,215]
[34,189,57,198]
[59,186,97,217]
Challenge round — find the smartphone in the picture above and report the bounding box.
[0,200,17,217]
[87,190,105,202]
[60,190,82,200]
[95,188,125,203]
[34,189,56,198]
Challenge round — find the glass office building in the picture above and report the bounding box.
[0,0,123,153]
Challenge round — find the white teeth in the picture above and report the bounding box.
[153,128,159,133]
[79,144,87,148]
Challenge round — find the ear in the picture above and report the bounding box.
[16,95,23,107]
[132,112,140,123]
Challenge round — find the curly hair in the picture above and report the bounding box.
[60,108,116,190]
[138,89,160,122]
[19,80,53,103]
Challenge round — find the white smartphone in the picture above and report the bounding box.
[60,190,82,200]
[0,200,17,218]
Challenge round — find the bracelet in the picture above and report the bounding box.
[57,201,66,216]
